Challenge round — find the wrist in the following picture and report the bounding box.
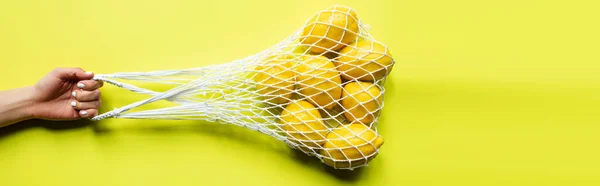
[21,86,36,120]
[0,86,36,127]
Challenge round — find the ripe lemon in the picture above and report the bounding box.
[296,55,342,109]
[321,123,384,169]
[280,100,328,148]
[335,40,394,81]
[301,6,359,54]
[342,81,382,124]
[253,55,297,104]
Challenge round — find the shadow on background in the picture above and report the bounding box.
[0,119,94,138]
[290,148,367,182]
[0,118,369,182]
[92,119,368,182]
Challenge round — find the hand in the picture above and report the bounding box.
[31,68,104,120]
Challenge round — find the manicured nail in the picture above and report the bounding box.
[72,91,77,97]
[85,71,93,74]
[80,111,88,116]
[77,83,84,88]
[71,101,77,107]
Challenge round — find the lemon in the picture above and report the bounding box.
[301,6,359,54]
[296,55,342,109]
[321,123,384,169]
[253,55,297,104]
[342,81,382,124]
[335,40,394,81]
[280,100,328,148]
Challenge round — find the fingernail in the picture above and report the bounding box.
[85,71,93,75]
[71,101,77,107]
[80,111,88,116]
[72,91,77,97]
[77,83,84,88]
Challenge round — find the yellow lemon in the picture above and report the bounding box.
[335,40,394,81]
[296,55,342,109]
[253,55,297,104]
[301,5,359,54]
[280,100,328,148]
[342,81,382,124]
[321,123,384,169]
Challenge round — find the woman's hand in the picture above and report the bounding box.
[30,68,104,120]
[0,67,104,128]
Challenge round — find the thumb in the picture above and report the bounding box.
[53,68,94,81]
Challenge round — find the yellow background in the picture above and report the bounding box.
[1,0,599,185]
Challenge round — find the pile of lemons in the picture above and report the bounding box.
[253,5,394,169]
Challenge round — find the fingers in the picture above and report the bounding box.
[71,76,103,119]
[53,68,94,81]
[78,109,98,119]
[71,99,101,119]
[70,91,101,119]
[71,100,101,110]
[77,80,104,91]
[72,89,101,102]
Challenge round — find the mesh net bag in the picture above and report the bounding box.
[92,5,394,170]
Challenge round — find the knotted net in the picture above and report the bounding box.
[92,5,395,170]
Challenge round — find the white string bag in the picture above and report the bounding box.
[92,5,394,170]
